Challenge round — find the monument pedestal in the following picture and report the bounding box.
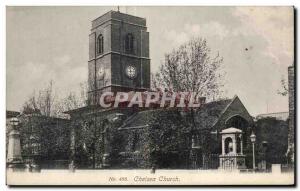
[219,127,246,170]
[7,117,25,172]
[219,154,246,170]
[7,162,26,172]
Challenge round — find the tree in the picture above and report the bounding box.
[277,76,288,96]
[19,80,89,168]
[153,37,224,101]
[22,80,55,117]
[22,80,88,118]
[152,37,225,165]
[139,109,192,168]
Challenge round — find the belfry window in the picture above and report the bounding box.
[125,33,134,53]
[97,34,104,54]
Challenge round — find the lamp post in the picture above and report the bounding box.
[250,131,256,170]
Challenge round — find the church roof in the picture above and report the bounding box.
[118,109,162,130]
[194,99,232,130]
[64,105,115,115]
[119,98,233,130]
[256,111,289,121]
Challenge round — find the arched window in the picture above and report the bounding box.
[225,115,249,130]
[97,34,104,54]
[125,33,134,53]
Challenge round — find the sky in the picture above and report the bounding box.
[6,6,294,116]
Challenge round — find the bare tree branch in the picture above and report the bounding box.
[277,76,288,96]
[153,37,225,101]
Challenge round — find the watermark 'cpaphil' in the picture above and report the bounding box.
[99,91,204,108]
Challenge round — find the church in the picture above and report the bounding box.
[63,10,255,170]
[6,10,263,171]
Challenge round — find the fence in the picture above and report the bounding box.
[201,154,219,169]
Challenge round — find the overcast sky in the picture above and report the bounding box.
[6,6,294,116]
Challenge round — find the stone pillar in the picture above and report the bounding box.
[240,137,243,154]
[7,129,22,163]
[221,137,225,155]
[232,136,237,154]
[7,119,25,170]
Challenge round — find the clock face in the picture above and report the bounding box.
[125,65,137,79]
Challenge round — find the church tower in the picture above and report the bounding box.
[88,10,150,105]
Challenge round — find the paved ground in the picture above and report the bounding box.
[7,169,294,185]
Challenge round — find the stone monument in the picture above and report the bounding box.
[219,127,246,170]
[7,117,25,171]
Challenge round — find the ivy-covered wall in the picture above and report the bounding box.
[69,108,196,169]
[255,117,288,164]
[18,114,70,168]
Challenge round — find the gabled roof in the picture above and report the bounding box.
[118,107,186,130]
[194,98,232,130]
[117,96,251,131]
[118,99,232,130]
